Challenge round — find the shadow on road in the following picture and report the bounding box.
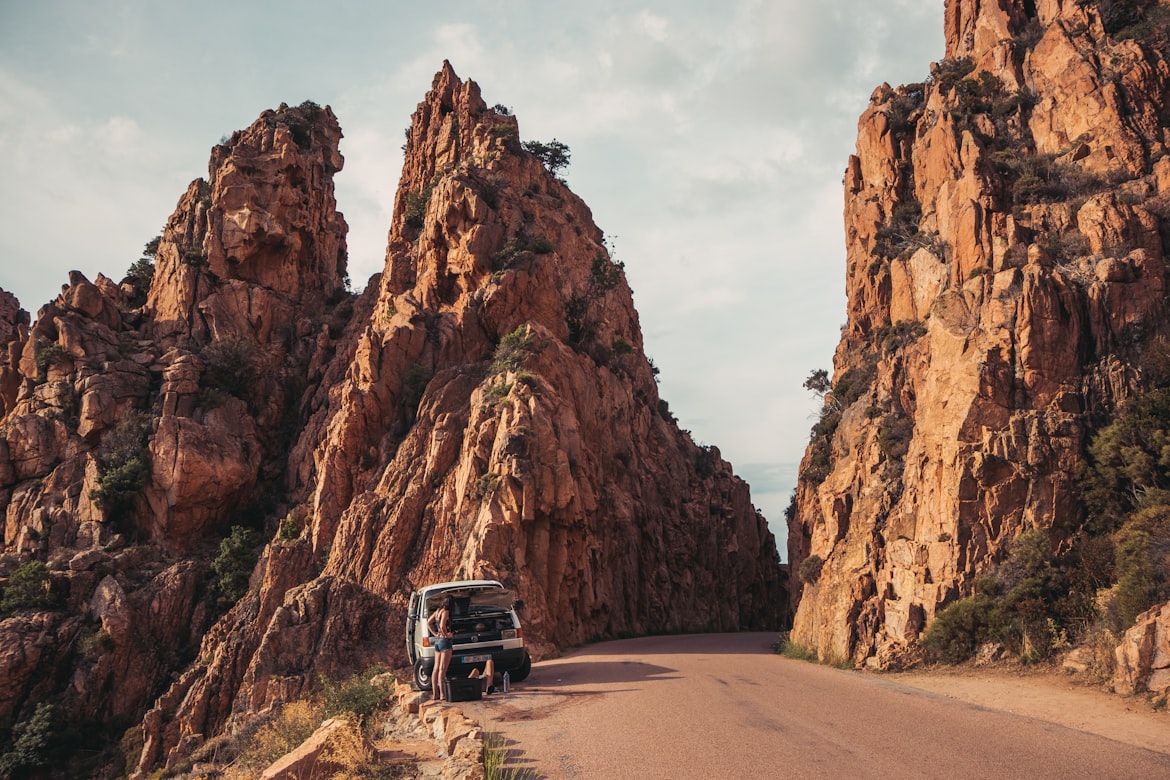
[526,660,680,686]
[554,631,782,658]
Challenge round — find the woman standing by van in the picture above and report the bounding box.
[428,596,455,700]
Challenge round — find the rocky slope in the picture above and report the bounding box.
[0,64,783,776]
[0,100,350,775]
[788,0,1170,673]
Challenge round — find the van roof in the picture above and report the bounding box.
[420,579,503,593]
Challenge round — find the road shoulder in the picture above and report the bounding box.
[876,665,1170,755]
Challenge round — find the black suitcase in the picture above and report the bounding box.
[443,675,482,702]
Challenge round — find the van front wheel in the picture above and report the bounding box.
[413,658,432,691]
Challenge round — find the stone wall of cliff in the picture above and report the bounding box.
[131,64,783,775]
[0,101,359,774]
[0,66,783,776]
[788,0,1170,668]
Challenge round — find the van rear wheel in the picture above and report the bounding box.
[511,652,532,682]
[413,658,432,691]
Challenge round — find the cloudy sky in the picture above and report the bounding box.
[0,0,944,546]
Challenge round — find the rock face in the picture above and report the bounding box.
[1113,600,1170,696]
[132,63,782,775]
[0,67,782,776]
[0,101,354,773]
[788,0,1170,666]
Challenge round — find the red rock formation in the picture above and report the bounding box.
[0,66,781,776]
[0,290,29,419]
[133,63,783,774]
[0,101,350,774]
[788,0,1170,667]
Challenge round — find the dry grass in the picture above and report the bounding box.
[320,715,377,779]
[223,700,324,779]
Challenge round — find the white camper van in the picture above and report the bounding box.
[406,579,532,691]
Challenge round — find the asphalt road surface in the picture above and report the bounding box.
[468,632,1170,779]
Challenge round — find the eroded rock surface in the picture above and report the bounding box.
[788,0,1170,667]
[1114,600,1170,696]
[134,63,783,775]
[0,67,782,777]
[0,101,353,773]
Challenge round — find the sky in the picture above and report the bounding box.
[0,0,944,547]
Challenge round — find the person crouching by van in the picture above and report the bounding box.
[428,596,455,700]
[469,658,496,694]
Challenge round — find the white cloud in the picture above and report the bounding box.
[0,68,185,311]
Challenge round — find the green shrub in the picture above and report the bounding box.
[0,561,56,614]
[403,186,433,230]
[797,554,825,585]
[833,363,877,409]
[1080,386,1170,533]
[879,320,927,354]
[1077,0,1167,39]
[1112,505,1170,627]
[124,258,155,303]
[90,456,150,518]
[277,509,306,543]
[590,252,625,291]
[124,235,160,305]
[0,702,61,775]
[930,57,975,93]
[34,342,67,381]
[78,626,115,661]
[320,668,391,719]
[922,531,1069,663]
[485,381,513,402]
[473,473,501,499]
[953,70,1004,116]
[877,413,914,460]
[200,338,255,400]
[90,411,152,521]
[211,526,259,609]
[920,593,999,663]
[279,100,322,150]
[488,122,520,149]
[885,84,926,136]
[490,325,535,374]
[873,201,924,260]
[991,150,1107,208]
[493,231,554,270]
[695,446,716,479]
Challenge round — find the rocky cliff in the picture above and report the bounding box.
[788,0,1170,670]
[0,64,782,776]
[0,100,350,775]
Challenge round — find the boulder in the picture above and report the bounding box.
[1113,601,1170,696]
[259,717,372,780]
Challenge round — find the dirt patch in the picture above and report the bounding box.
[879,665,1170,754]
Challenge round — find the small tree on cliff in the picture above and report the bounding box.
[0,561,57,615]
[211,526,259,609]
[90,411,152,523]
[522,139,570,177]
[123,235,159,307]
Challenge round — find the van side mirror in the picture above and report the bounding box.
[513,599,525,611]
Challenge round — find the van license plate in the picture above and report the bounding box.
[462,654,491,664]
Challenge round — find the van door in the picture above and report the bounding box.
[406,591,419,663]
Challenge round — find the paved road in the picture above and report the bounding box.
[467,632,1170,779]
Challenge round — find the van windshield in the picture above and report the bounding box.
[425,586,514,616]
